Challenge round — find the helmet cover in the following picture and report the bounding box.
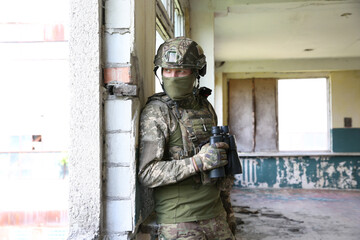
[154,37,207,76]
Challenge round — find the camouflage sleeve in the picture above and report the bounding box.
[219,175,236,235]
[139,158,197,188]
[138,101,197,188]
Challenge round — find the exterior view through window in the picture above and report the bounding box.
[155,0,185,93]
[0,0,69,239]
[278,78,329,151]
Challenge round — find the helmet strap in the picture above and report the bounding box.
[195,69,200,89]
[153,66,165,92]
[195,77,200,89]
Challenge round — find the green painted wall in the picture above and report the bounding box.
[235,156,360,189]
[332,128,360,152]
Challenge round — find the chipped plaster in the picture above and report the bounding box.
[236,156,360,189]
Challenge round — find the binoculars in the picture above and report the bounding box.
[208,126,243,178]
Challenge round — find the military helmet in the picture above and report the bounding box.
[154,37,207,76]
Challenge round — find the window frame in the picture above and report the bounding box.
[154,0,186,93]
[155,0,185,40]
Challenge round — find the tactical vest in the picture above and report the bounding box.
[147,92,224,224]
[147,92,217,160]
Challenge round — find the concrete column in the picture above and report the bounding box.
[68,0,102,239]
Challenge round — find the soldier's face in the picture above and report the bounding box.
[162,68,192,78]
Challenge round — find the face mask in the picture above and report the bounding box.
[162,73,196,101]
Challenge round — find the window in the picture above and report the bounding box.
[155,0,186,93]
[0,0,69,238]
[228,78,330,152]
[156,0,185,39]
[174,1,185,37]
[278,78,329,151]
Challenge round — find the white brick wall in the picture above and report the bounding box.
[105,0,131,28]
[104,33,131,65]
[105,200,133,232]
[102,0,141,238]
[105,132,132,164]
[104,97,139,238]
[105,99,133,132]
[106,167,131,197]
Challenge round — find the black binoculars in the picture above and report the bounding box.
[208,126,243,178]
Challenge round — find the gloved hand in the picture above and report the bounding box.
[192,142,228,172]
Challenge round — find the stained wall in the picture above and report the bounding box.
[216,70,360,189]
[236,156,360,189]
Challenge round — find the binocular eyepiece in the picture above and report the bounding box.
[208,126,243,179]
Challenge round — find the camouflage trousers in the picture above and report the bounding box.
[158,212,236,240]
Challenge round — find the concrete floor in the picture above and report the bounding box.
[231,188,360,240]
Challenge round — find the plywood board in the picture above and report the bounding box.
[255,78,277,151]
[228,79,254,152]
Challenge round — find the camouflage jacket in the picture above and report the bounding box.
[138,92,215,187]
[137,92,235,224]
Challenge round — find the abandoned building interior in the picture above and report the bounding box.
[0,0,359,239]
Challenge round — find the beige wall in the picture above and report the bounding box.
[135,0,156,106]
[215,70,360,129]
[331,70,360,128]
[190,0,215,105]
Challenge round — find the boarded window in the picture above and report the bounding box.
[229,78,277,152]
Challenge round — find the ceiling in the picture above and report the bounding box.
[213,0,360,62]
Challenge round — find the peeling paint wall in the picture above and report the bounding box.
[235,156,360,189]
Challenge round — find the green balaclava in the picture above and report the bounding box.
[162,72,196,101]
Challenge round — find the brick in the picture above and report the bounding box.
[106,167,131,198]
[105,0,131,28]
[104,32,131,64]
[105,200,133,232]
[104,99,132,132]
[105,132,132,164]
[104,67,131,84]
[103,234,129,240]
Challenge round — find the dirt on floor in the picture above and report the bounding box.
[232,188,360,240]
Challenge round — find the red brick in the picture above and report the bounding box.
[104,67,131,84]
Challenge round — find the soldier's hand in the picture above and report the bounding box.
[192,142,228,172]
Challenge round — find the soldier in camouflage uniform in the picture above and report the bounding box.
[138,37,236,240]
